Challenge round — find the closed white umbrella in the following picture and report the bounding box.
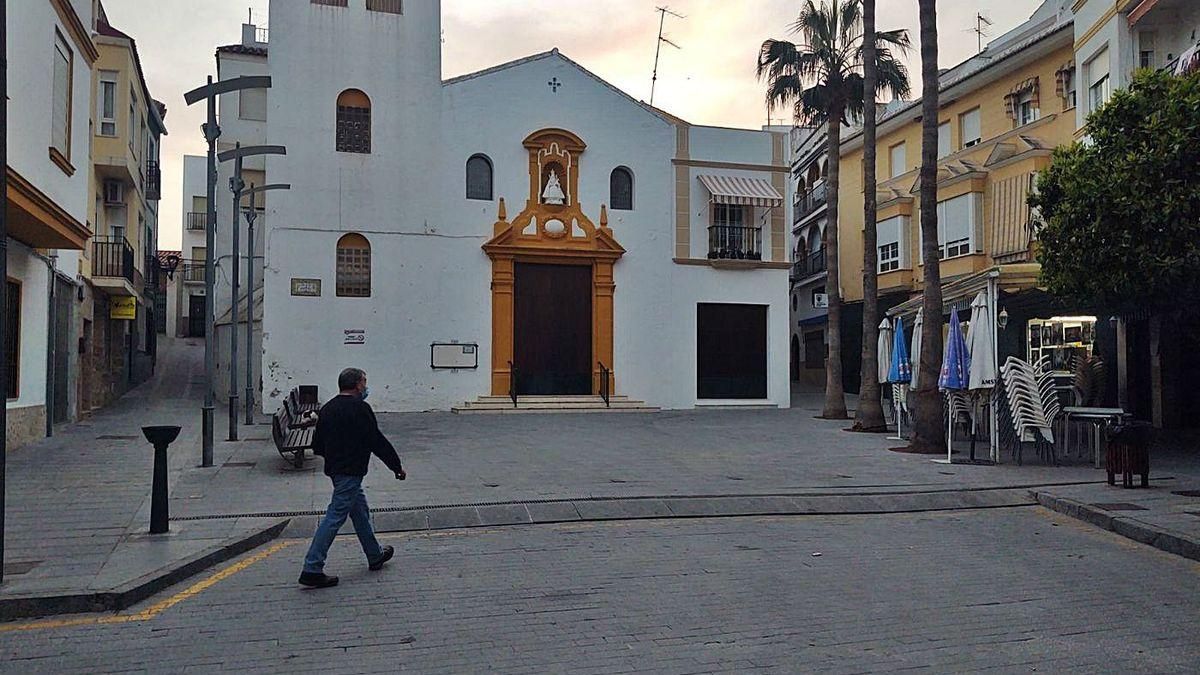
[910,308,924,389]
[877,318,893,385]
[967,291,997,390]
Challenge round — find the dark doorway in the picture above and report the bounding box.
[790,334,800,381]
[52,276,73,424]
[804,331,825,369]
[697,303,768,399]
[514,263,592,395]
[188,295,206,337]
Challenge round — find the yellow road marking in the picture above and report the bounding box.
[0,540,297,634]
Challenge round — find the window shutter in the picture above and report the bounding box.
[52,38,71,154]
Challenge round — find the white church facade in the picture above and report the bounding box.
[251,0,792,412]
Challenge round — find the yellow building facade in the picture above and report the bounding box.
[79,11,166,411]
[837,26,1076,305]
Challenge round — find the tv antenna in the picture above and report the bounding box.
[973,13,993,54]
[650,6,685,107]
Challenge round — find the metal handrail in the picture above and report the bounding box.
[598,362,611,408]
[508,361,518,408]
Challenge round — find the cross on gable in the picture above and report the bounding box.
[547,77,562,93]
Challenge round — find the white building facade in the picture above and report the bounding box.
[5,0,96,448]
[788,125,831,387]
[249,0,791,413]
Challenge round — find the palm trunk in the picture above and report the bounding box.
[855,0,886,432]
[821,109,848,420]
[909,0,945,453]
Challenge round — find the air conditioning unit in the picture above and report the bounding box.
[103,179,125,205]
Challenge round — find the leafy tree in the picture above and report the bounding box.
[1032,69,1200,316]
[757,0,910,420]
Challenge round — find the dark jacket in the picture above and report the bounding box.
[312,394,404,478]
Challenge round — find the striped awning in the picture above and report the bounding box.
[698,174,783,208]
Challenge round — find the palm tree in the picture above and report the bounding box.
[758,0,910,420]
[908,0,946,453]
[853,0,907,432]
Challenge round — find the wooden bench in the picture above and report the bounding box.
[273,404,314,469]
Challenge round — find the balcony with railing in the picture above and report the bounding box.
[92,236,136,295]
[791,248,827,281]
[707,225,762,261]
[182,261,207,285]
[793,182,828,224]
[145,160,161,201]
[186,212,208,231]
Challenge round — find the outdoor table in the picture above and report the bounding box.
[1062,407,1127,468]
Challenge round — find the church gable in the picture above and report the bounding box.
[443,49,674,129]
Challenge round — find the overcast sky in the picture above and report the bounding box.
[98,0,1043,251]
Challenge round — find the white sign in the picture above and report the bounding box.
[813,293,829,309]
[431,342,479,370]
[344,329,365,346]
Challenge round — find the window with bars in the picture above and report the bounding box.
[367,0,403,13]
[336,233,372,297]
[336,89,371,154]
[466,154,493,200]
[610,167,634,210]
[5,280,19,399]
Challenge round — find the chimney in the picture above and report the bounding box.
[241,23,267,48]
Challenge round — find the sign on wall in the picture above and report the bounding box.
[291,278,322,297]
[431,342,479,370]
[110,297,137,320]
[344,329,366,346]
[812,293,829,309]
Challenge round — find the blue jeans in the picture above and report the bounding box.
[302,475,384,574]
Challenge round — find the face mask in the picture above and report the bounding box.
[361,386,370,401]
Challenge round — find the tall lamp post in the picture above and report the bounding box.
[183,75,271,467]
[215,144,286,441]
[240,183,290,426]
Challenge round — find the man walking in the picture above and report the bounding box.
[299,368,406,588]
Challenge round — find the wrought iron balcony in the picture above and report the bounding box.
[92,236,135,283]
[182,261,206,284]
[186,212,208,231]
[794,182,828,224]
[791,248,827,281]
[707,225,762,261]
[145,160,162,201]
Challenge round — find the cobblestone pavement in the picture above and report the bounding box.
[2,508,1198,673]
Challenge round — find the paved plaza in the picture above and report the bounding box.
[3,510,1199,673]
[1,339,1199,671]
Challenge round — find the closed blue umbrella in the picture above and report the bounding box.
[939,307,971,391]
[887,316,911,383]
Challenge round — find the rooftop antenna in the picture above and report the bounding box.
[974,12,993,54]
[650,6,685,107]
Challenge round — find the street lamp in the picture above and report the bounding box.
[216,144,286,441]
[183,74,271,467]
[240,183,290,425]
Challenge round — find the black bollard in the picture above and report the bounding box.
[141,426,182,534]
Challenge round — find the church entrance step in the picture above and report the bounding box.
[452,395,657,415]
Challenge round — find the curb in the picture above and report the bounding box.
[1031,492,1200,563]
[0,520,290,622]
[281,489,1039,539]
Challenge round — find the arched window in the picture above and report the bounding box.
[336,233,371,297]
[808,227,822,254]
[466,154,493,200]
[609,167,634,210]
[336,89,371,154]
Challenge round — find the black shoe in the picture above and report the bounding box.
[368,545,394,571]
[298,572,339,588]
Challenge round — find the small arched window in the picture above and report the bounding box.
[610,167,634,211]
[336,89,371,154]
[465,154,493,200]
[336,233,371,297]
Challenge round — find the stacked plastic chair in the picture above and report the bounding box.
[1000,356,1057,465]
